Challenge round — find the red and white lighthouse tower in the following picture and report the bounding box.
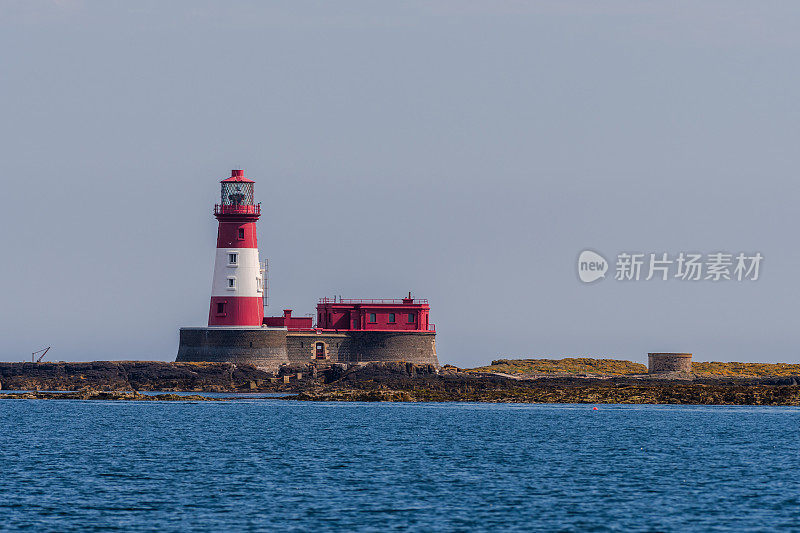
[208,170,264,327]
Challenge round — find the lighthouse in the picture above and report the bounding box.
[208,170,264,326]
[176,167,437,369]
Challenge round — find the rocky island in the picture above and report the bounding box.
[2,358,800,405]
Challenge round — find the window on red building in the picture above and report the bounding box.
[217,303,225,315]
[388,313,395,323]
[238,228,245,239]
[407,313,415,323]
[369,313,376,323]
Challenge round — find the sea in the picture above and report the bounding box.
[1,399,798,532]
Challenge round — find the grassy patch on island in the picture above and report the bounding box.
[692,362,800,377]
[467,358,648,376]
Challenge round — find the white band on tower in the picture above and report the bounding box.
[211,248,263,297]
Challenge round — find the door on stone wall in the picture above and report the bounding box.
[315,342,325,359]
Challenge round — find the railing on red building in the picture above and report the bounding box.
[214,204,261,216]
[318,297,428,305]
[320,325,435,332]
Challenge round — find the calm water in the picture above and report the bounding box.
[1,401,798,532]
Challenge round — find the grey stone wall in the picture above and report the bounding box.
[176,328,289,371]
[178,328,439,370]
[286,331,438,366]
[648,353,692,374]
[286,333,353,363]
[348,331,438,365]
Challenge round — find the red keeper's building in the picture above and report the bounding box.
[262,295,432,333]
[314,295,431,332]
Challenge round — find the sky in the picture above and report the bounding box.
[1,1,799,367]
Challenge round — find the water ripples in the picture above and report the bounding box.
[0,402,799,531]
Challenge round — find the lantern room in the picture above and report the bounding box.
[216,170,259,216]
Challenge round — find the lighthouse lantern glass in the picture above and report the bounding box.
[221,182,254,206]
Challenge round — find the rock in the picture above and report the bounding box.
[0,361,276,392]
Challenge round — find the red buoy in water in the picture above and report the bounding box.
[592,407,598,410]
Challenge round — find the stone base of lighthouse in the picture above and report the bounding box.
[176,327,290,371]
[285,331,438,365]
[176,328,438,370]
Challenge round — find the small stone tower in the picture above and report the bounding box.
[208,170,265,326]
[648,353,692,374]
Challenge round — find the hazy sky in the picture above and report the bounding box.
[2,1,799,367]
